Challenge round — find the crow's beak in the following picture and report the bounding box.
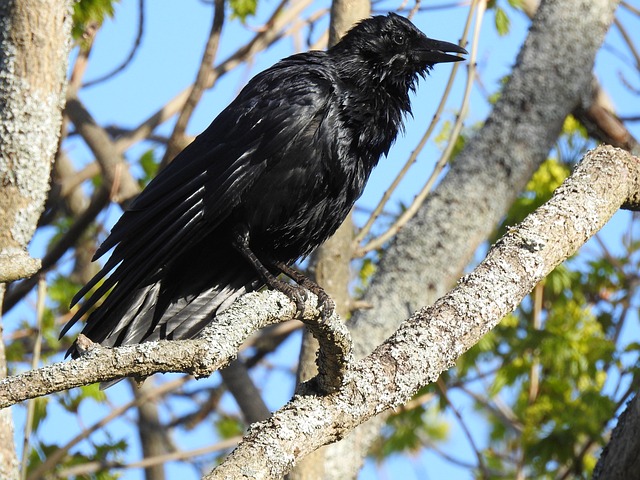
[419,38,468,64]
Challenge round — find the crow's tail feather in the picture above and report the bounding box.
[68,246,261,361]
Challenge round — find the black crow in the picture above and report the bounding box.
[62,13,466,355]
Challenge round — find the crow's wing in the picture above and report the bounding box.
[62,53,336,338]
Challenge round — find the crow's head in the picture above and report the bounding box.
[332,13,467,90]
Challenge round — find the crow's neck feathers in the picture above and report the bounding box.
[328,13,439,161]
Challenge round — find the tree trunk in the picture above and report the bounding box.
[0,1,73,478]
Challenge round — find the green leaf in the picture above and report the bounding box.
[229,0,257,22]
[434,120,451,148]
[49,276,83,313]
[30,397,49,431]
[371,404,449,460]
[73,0,120,42]
[495,7,511,36]
[138,148,159,188]
[562,114,588,139]
[217,414,244,439]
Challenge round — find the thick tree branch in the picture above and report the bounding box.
[65,95,141,206]
[0,289,349,408]
[207,145,639,479]
[0,2,73,479]
[593,393,640,479]
[324,1,622,476]
[0,251,40,283]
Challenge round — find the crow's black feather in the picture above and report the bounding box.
[63,13,466,357]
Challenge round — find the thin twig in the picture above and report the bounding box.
[84,0,145,88]
[621,0,640,16]
[20,276,45,480]
[356,0,485,256]
[55,436,241,478]
[161,0,225,167]
[353,2,476,249]
[436,378,489,478]
[614,17,640,69]
[26,377,188,480]
[528,282,542,405]
[113,0,311,154]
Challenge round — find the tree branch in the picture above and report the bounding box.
[324,0,622,474]
[64,95,141,206]
[593,392,640,479]
[0,289,349,408]
[207,145,640,479]
[161,0,225,167]
[0,251,41,283]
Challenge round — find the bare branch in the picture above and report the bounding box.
[613,16,640,70]
[2,188,110,314]
[26,377,188,480]
[64,95,141,206]
[113,0,313,154]
[353,0,475,250]
[0,251,41,283]
[161,0,225,167]
[83,0,146,88]
[56,436,241,478]
[356,0,481,255]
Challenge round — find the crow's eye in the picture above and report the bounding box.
[392,33,405,45]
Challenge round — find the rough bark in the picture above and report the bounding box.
[206,145,639,480]
[0,1,73,479]
[593,394,640,479]
[324,0,621,476]
[0,290,350,407]
[0,145,636,479]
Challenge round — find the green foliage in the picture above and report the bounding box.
[60,383,108,413]
[229,0,258,22]
[493,158,570,240]
[358,257,377,289]
[26,431,126,479]
[216,414,244,438]
[494,7,511,36]
[456,261,620,477]
[72,0,120,42]
[138,148,159,188]
[487,0,524,36]
[31,397,50,432]
[434,120,468,161]
[49,276,83,315]
[439,131,634,477]
[370,401,448,460]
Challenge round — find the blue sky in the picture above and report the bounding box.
[6,1,640,479]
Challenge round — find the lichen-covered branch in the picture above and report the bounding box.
[0,1,74,479]
[327,0,621,475]
[207,145,639,480]
[0,289,348,408]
